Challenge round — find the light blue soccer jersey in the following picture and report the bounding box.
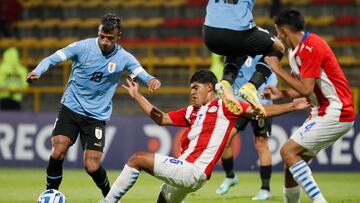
[33,38,154,121]
[233,55,277,105]
[204,0,256,31]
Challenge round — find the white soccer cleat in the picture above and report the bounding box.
[98,199,120,203]
[251,189,272,200]
[216,176,239,195]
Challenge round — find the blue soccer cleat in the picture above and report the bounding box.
[251,189,272,200]
[216,176,238,195]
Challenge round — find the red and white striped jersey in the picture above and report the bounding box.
[288,32,355,122]
[168,99,249,178]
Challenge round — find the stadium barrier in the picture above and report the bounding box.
[0,86,358,113]
[0,111,359,171]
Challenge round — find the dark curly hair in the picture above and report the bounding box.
[275,8,305,32]
[190,69,218,89]
[100,13,122,33]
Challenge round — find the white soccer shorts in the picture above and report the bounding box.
[153,153,207,203]
[290,117,354,156]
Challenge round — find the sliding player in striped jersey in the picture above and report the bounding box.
[101,69,309,203]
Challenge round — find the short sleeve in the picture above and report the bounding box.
[299,41,324,79]
[125,53,142,71]
[125,52,154,85]
[168,107,190,127]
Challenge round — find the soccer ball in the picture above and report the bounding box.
[37,189,66,203]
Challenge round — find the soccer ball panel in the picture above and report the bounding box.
[37,189,66,203]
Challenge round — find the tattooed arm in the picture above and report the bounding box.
[122,78,173,126]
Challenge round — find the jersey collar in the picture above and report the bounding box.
[95,37,119,57]
[301,32,311,42]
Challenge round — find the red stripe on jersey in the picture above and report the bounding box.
[204,120,235,178]
[180,107,199,154]
[313,83,329,116]
[185,104,218,163]
[180,128,191,154]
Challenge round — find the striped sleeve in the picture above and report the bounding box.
[168,107,190,127]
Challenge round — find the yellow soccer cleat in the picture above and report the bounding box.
[238,82,266,118]
[215,80,243,115]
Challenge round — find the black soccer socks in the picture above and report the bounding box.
[88,166,111,197]
[260,165,272,191]
[222,157,235,179]
[46,156,64,190]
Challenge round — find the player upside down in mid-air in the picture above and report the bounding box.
[203,0,285,116]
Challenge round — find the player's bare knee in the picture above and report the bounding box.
[83,157,101,173]
[127,151,147,168]
[280,144,292,162]
[254,139,265,150]
[84,162,100,174]
[51,149,66,160]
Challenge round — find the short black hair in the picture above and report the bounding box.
[190,69,218,89]
[275,8,305,32]
[101,13,122,33]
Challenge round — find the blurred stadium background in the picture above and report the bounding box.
[0,0,359,202]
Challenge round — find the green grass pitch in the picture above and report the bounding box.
[1,168,359,202]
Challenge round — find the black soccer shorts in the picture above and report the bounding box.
[234,117,272,137]
[52,104,106,152]
[203,25,275,57]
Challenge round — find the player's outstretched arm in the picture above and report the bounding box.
[122,77,173,126]
[146,78,161,91]
[263,86,302,100]
[27,49,70,84]
[265,56,316,97]
[26,72,40,84]
[263,97,310,117]
[244,97,310,119]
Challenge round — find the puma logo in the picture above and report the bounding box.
[305,46,313,52]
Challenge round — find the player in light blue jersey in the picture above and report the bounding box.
[216,55,277,200]
[26,13,161,197]
[203,0,284,118]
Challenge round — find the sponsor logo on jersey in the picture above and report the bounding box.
[208,106,218,113]
[95,127,103,139]
[108,62,116,73]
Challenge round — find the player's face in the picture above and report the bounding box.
[190,82,211,107]
[275,24,290,49]
[98,26,120,54]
